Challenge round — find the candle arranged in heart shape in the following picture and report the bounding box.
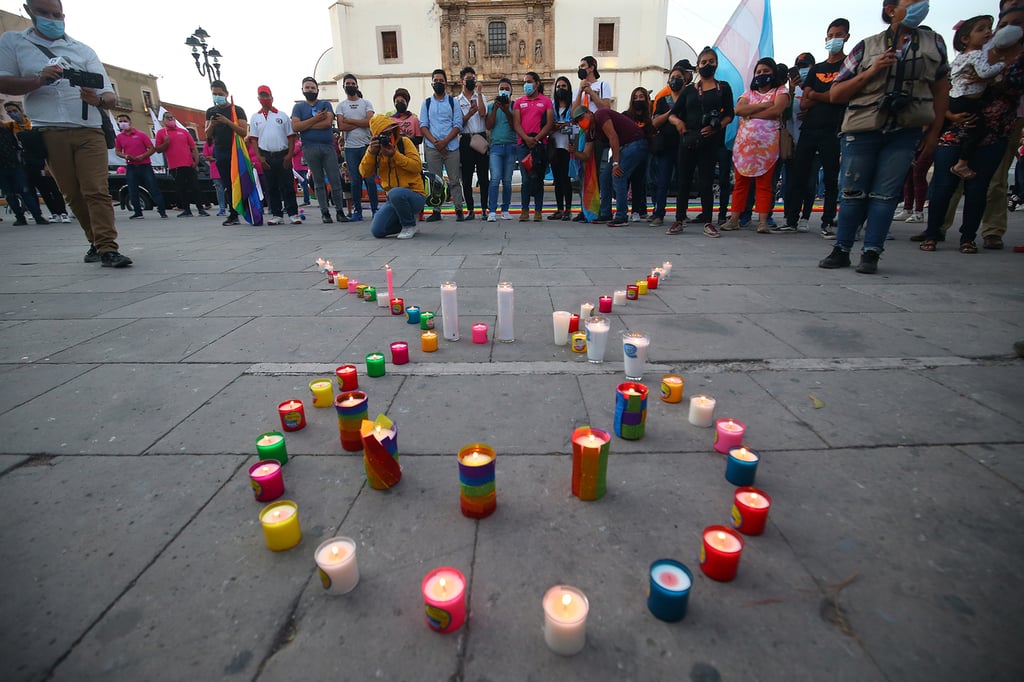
[259,500,301,551]
[421,330,438,352]
[309,379,334,408]
[688,395,716,427]
[406,305,421,325]
[571,426,610,501]
[390,341,409,365]
[335,365,358,392]
[732,486,772,535]
[660,374,684,403]
[700,525,744,582]
[543,585,589,655]
[471,323,488,344]
[726,446,759,486]
[422,567,466,633]
[256,432,288,465]
[277,399,306,432]
[248,460,284,502]
[361,414,400,489]
[714,418,747,454]
[458,443,496,519]
[496,282,514,343]
[335,391,369,452]
[440,281,460,341]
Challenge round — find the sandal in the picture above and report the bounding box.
[665,221,685,235]
[919,239,938,252]
[950,166,977,180]
[959,241,978,254]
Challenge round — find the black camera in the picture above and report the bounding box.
[64,68,104,89]
[496,93,509,105]
[879,90,913,114]
[701,112,721,130]
[376,133,394,147]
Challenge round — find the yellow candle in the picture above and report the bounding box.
[336,274,349,290]
[421,330,438,352]
[309,379,334,408]
[259,501,302,551]
[636,280,648,295]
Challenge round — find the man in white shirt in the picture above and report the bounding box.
[457,66,489,220]
[336,74,376,221]
[248,85,300,225]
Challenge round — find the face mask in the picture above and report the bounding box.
[303,91,318,102]
[632,100,647,112]
[826,37,845,55]
[344,85,358,96]
[395,101,408,113]
[164,120,176,128]
[669,77,685,91]
[33,16,64,40]
[213,95,227,106]
[799,68,810,81]
[555,89,570,102]
[498,90,511,100]
[524,83,535,95]
[577,68,588,80]
[699,64,717,79]
[118,121,130,131]
[7,111,22,122]
[465,79,476,91]
[578,117,591,131]
[752,74,773,89]
[432,82,446,95]
[901,0,929,29]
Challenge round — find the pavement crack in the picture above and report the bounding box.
[449,521,479,682]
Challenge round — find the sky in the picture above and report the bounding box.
[2,0,974,111]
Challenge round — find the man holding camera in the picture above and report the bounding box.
[0,0,132,267]
[360,114,425,239]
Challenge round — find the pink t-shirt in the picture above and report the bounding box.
[733,86,788,178]
[115,129,153,166]
[513,94,553,143]
[292,139,307,171]
[390,112,421,141]
[154,126,196,169]
[203,141,219,179]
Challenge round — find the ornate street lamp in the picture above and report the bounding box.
[184,27,223,84]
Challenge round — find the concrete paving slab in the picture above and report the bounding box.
[766,447,1024,682]
[0,364,244,455]
[748,369,1024,448]
[40,272,178,294]
[338,316,462,365]
[44,318,249,363]
[498,268,596,287]
[0,454,244,682]
[676,265,858,286]
[201,290,335,317]
[130,273,254,293]
[757,284,905,314]
[954,443,1024,489]
[403,268,507,288]
[657,284,778,314]
[745,312,951,358]
[617,313,804,362]
[0,274,107,294]
[105,258,253,274]
[922,364,1024,425]
[539,253,621,268]
[845,283,1024,313]
[464,254,539,269]
[866,312,1024,358]
[49,455,361,682]
[185,317,367,364]
[97,291,250,318]
[0,292,157,319]
[0,454,28,475]
[0,363,97,414]
[551,285,673,314]
[222,273,326,291]
[0,319,132,363]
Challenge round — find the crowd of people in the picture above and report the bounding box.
[1,0,1023,272]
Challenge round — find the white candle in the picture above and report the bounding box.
[440,281,459,341]
[705,530,742,553]
[688,395,716,427]
[736,491,770,509]
[652,563,691,592]
[256,434,284,447]
[253,462,280,478]
[543,585,589,656]
[621,331,650,381]
[579,302,594,320]
[315,537,360,594]
[662,261,672,280]
[552,311,571,346]
[496,282,514,342]
[613,290,626,306]
[730,447,759,462]
[264,504,296,523]
[585,316,610,364]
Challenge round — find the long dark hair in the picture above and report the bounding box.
[623,86,653,131]
[750,57,781,90]
[553,76,573,114]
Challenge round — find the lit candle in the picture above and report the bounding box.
[568,313,580,333]
[347,278,359,294]
[688,395,716,427]
[406,305,421,325]
[646,273,659,290]
[440,281,459,341]
[390,341,410,365]
[725,445,759,486]
[363,285,377,302]
[647,559,693,622]
[598,296,612,313]
[471,322,489,344]
[326,270,336,284]
[662,261,672,280]
[419,311,435,330]
[552,311,571,346]
[496,282,514,343]
[651,266,665,281]
[385,264,394,303]
[613,290,627,306]
[259,500,302,551]
[365,353,386,378]
[580,301,594,320]
[309,379,334,408]
[571,426,610,500]
[336,273,349,290]
[315,536,359,595]
[660,374,684,403]
[356,283,367,299]
[714,418,747,454]
[255,431,288,465]
[361,414,400,489]
[458,443,496,518]
[636,279,648,295]
[732,486,773,536]
[277,399,306,432]
[335,391,369,452]
[543,585,589,656]
[335,364,359,392]
[422,567,467,633]
[621,330,650,381]
[614,382,649,440]
[390,297,405,316]
[421,330,438,352]
[584,316,610,364]
[700,525,744,582]
[248,459,284,502]
[626,284,639,301]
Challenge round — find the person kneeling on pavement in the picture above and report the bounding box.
[361,114,426,239]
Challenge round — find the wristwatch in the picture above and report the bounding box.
[612,161,620,166]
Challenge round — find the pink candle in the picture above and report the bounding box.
[347,278,360,294]
[714,418,747,454]
[385,264,394,303]
[422,567,466,633]
[598,296,612,313]
[471,323,488,344]
[390,341,409,365]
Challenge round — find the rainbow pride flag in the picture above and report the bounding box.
[577,133,601,221]
[229,99,263,225]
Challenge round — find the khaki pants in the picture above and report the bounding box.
[42,127,119,253]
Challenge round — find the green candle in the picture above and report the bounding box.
[256,431,288,465]
[366,352,386,377]
[420,311,435,330]
[364,286,377,302]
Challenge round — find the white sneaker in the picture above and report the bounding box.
[629,213,640,222]
[905,211,924,223]
[49,214,60,222]
[487,212,497,222]
[892,208,911,221]
[267,216,283,225]
[60,213,71,223]
[797,218,809,232]
[396,225,418,239]
[499,211,513,220]
[289,215,302,225]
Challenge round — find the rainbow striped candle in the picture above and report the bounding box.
[571,426,610,501]
[361,414,400,489]
[613,382,648,440]
[457,443,496,519]
[335,391,368,452]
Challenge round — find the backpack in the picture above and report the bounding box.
[423,95,456,130]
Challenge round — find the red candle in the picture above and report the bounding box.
[390,297,405,316]
[249,460,285,502]
[277,399,306,432]
[568,313,580,333]
[700,525,744,582]
[598,296,612,313]
[390,341,410,365]
[327,270,337,284]
[626,284,639,300]
[646,274,659,290]
[471,323,488,344]
[335,364,359,391]
[732,487,772,536]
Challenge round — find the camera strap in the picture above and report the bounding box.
[30,41,95,122]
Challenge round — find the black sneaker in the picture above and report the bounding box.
[198,210,210,216]
[321,212,333,224]
[33,215,50,225]
[818,246,851,269]
[84,246,100,263]
[592,214,612,224]
[12,217,27,226]
[456,209,465,222]
[222,217,240,226]
[572,213,587,222]
[129,213,144,220]
[425,211,442,223]
[158,211,168,219]
[336,212,349,223]
[100,251,133,268]
[855,250,880,274]
[687,214,710,224]
[465,210,475,221]
[177,210,194,218]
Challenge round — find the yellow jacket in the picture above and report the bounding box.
[359,114,424,196]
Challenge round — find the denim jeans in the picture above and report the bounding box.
[344,146,377,214]
[599,140,648,219]
[650,151,676,219]
[834,127,922,253]
[370,187,426,238]
[125,164,165,214]
[212,177,226,212]
[926,141,1007,244]
[488,142,516,213]
[303,142,345,214]
[0,166,42,220]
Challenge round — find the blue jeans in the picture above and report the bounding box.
[651,152,677,219]
[212,177,226,212]
[599,140,648,219]
[926,141,1007,244]
[834,128,922,253]
[125,164,165,214]
[303,142,345,214]
[488,142,516,213]
[370,187,426,238]
[344,146,378,214]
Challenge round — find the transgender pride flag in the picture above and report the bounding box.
[713,0,774,148]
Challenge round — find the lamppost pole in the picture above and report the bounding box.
[184,27,223,85]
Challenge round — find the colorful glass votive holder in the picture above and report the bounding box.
[390,341,410,365]
[568,313,580,333]
[613,382,648,440]
[309,378,334,408]
[421,330,438,352]
[636,280,648,295]
[714,418,746,454]
[335,391,369,452]
[249,460,285,502]
[571,331,587,353]
[366,352,386,377]
[355,283,367,299]
[725,446,759,486]
[326,270,336,284]
[571,426,610,501]
[471,322,488,344]
[259,500,301,551]
[363,285,377,302]
[647,559,693,622]
[626,284,639,300]
[700,525,744,582]
[361,414,400,489]
[347,278,360,294]
[598,296,612,313]
[390,297,405,315]
[458,443,496,519]
[732,486,772,536]
[646,274,659,290]
[277,399,306,432]
[407,305,421,324]
[660,374,684,403]
[256,431,288,465]
[335,364,359,392]
[315,536,359,595]
[422,567,467,633]
[336,274,349,290]
[420,311,435,330]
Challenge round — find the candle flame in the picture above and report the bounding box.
[331,545,339,558]
[561,593,572,610]
[439,577,447,595]
[716,531,726,542]
[272,510,281,521]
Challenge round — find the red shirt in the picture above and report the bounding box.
[115,128,153,165]
[154,126,196,169]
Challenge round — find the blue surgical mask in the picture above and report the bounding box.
[34,17,65,40]
[524,83,535,96]
[798,68,810,81]
[825,38,845,55]
[213,95,227,106]
[901,0,929,29]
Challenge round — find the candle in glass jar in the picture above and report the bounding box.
[326,270,336,284]
[714,418,747,454]
[598,296,612,313]
[732,486,772,535]
[568,313,580,333]
[421,330,438,352]
[422,567,467,633]
[363,285,377,302]
[347,278,359,294]
[277,399,306,432]
[458,443,496,518]
[335,365,358,392]
[543,585,589,656]
[259,500,301,551]
[613,290,626,306]
[688,395,716,427]
[570,331,587,353]
[552,311,571,346]
[365,353,386,378]
[390,297,405,316]
[626,285,639,301]
[584,316,610,364]
[309,379,334,408]
[726,446,759,486]
[647,559,693,622]
[255,431,288,465]
[646,273,659,290]
[315,536,359,595]
[662,261,672,280]
[390,341,409,365]
[636,280,648,295]
[496,282,514,343]
[248,460,284,502]
[700,525,744,582]
[660,374,684,403]
[580,301,594,320]
[471,323,488,344]
[420,311,435,330]
[336,273,349,289]
[440,281,460,341]
[406,305,421,325]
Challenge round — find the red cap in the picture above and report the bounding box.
[257,85,272,96]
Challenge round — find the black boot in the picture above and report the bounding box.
[818,246,851,269]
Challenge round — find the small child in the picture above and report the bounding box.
[949,17,1023,179]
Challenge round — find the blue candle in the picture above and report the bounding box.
[725,447,759,486]
[406,305,421,324]
[647,559,693,622]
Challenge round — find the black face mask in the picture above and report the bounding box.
[432,82,447,95]
[395,101,408,113]
[303,91,318,102]
[699,65,717,79]
[632,100,647,112]
[669,77,685,91]
[577,68,588,80]
[752,74,773,89]
[465,79,476,91]
[344,86,358,96]
[555,89,570,102]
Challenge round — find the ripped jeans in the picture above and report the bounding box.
[834,128,922,253]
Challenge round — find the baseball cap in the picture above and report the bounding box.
[257,85,272,96]
[571,105,589,121]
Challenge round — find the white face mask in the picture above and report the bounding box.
[118,121,130,131]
